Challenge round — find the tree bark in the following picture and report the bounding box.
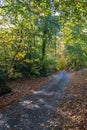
[42,38,46,60]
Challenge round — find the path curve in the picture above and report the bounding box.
[0,71,70,130]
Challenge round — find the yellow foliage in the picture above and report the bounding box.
[16,52,26,59]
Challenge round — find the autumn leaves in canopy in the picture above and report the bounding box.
[0,0,87,79]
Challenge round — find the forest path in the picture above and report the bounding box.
[0,71,70,130]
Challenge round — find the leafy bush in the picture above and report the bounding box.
[55,55,67,70]
[13,58,41,78]
[0,77,12,96]
[65,44,87,70]
[40,56,58,76]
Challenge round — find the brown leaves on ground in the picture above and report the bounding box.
[0,69,87,130]
[0,75,54,111]
[53,69,87,130]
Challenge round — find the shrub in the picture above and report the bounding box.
[0,77,12,96]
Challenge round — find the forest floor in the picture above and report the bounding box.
[0,73,56,111]
[53,69,87,130]
[0,69,87,130]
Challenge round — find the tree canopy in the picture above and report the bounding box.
[0,0,87,79]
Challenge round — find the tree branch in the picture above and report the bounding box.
[0,6,8,8]
[16,0,31,12]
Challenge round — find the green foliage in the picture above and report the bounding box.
[40,57,57,74]
[54,0,87,24]
[0,77,12,96]
[65,44,87,70]
[16,58,41,78]
[56,55,67,70]
[62,22,87,70]
[0,0,87,80]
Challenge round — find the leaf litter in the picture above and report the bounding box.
[0,69,87,130]
[0,75,54,111]
[53,69,87,130]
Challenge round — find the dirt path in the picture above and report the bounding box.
[0,71,70,130]
[0,74,55,111]
[53,69,87,130]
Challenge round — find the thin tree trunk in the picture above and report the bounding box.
[34,34,36,47]
[55,37,57,57]
[42,38,46,60]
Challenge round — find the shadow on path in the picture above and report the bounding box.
[0,71,70,130]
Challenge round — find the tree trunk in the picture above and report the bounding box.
[42,38,46,60]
